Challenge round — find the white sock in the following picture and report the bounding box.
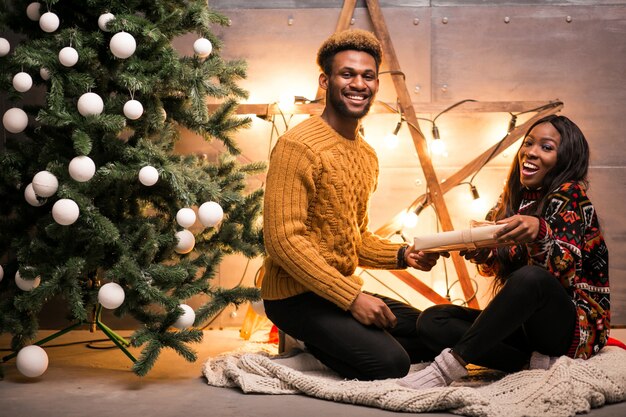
[398,348,467,389]
[529,351,559,370]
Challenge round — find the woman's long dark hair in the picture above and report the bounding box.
[490,114,590,287]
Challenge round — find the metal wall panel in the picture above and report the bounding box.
[201,2,626,325]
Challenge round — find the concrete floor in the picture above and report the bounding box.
[2,327,626,417]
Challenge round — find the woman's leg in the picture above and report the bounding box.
[400,265,577,389]
[417,304,531,371]
[264,292,418,380]
[453,265,576,372]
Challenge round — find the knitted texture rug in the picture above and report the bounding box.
[202,346,626,417]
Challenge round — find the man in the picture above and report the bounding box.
[261,29,441,380]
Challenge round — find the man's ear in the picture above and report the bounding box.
[318,73,328,90]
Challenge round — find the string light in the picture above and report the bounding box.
[429,124,446,156]
[385,121,402,149]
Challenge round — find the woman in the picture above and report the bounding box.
[400,115,610,389]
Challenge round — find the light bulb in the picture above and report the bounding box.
[430,124,446,156]
[402,210,418,229]
[385,121,402,149]
[277,94,295,113]
[430,138,447,156]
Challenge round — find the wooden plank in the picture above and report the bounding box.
[365,0,479,308]
[390,270,451,305]
[208,101,554,116]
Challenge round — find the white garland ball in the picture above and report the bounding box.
[109,32,136,59]
[173,304,195,329]
[68,156,96,182]
[0,265,4,282]
[98,282,125,309]
[250,300,266,317]
[39,12,60,33]
[52,198,80,226]
[138,165,158,186]
[174,229,195,254]
[24,183,44,206]
[16,345,48,378]
[15,271,41,291]
[59,46,79,67]
[77,92,104,116]
[26,2,42,21]
[176,208,196,228]
[98,12,115,32]
[0,38,10,56]
[13,72,33,92]
[193,38,212,58]
[198,201,224,227]
[2,107,28,133]
[40,67,50,80]
[32,170,58,197]
[123,99,143,120]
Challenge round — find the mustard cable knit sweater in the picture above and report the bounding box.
[262,116,404,310]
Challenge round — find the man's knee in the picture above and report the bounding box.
[359,350,410,380]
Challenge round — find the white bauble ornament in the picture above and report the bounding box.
[193,38,212,58]
[123,99,143,120]
[98,282,125,309]
[138,165,158,186]
[40,67,50,80]
[0,38,10,57]
[32,171,58,197]
[16,345,48,378]
[59,46,79,67]
[176,208,196,228]
[15,271,41,291]
[160,108,167,122]
[98,12,115,31]
[250,300,266,317]
[198,201,224,227]
[26,2,42,21]
[52,199,79,226]
[173,304,195,329]
[109,32,136,59]
[24,183,44,206]
[77,92,104,117]
[174,230,195,254]
[13,72,33,92]
[39,12,60,33]
[2,107,28,134]
[0,265,4,282]
[68,156,96,182]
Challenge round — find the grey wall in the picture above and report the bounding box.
[205,1,626,325]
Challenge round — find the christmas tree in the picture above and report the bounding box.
[0,0,264,376]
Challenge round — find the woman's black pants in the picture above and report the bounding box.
[417,265,577,372]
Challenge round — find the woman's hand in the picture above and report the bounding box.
[460,248,492,264]
[494,214,540,244]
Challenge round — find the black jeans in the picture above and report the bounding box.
[264,292,436,380]
[416,265,577,372]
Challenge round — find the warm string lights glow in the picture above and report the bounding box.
[251,95,561,307]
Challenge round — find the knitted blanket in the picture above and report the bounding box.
[202,346,626,417]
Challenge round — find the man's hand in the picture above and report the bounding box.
[405,245,446,271]
[349,292,397,329]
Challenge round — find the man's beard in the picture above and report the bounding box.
[328,88,373,120]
